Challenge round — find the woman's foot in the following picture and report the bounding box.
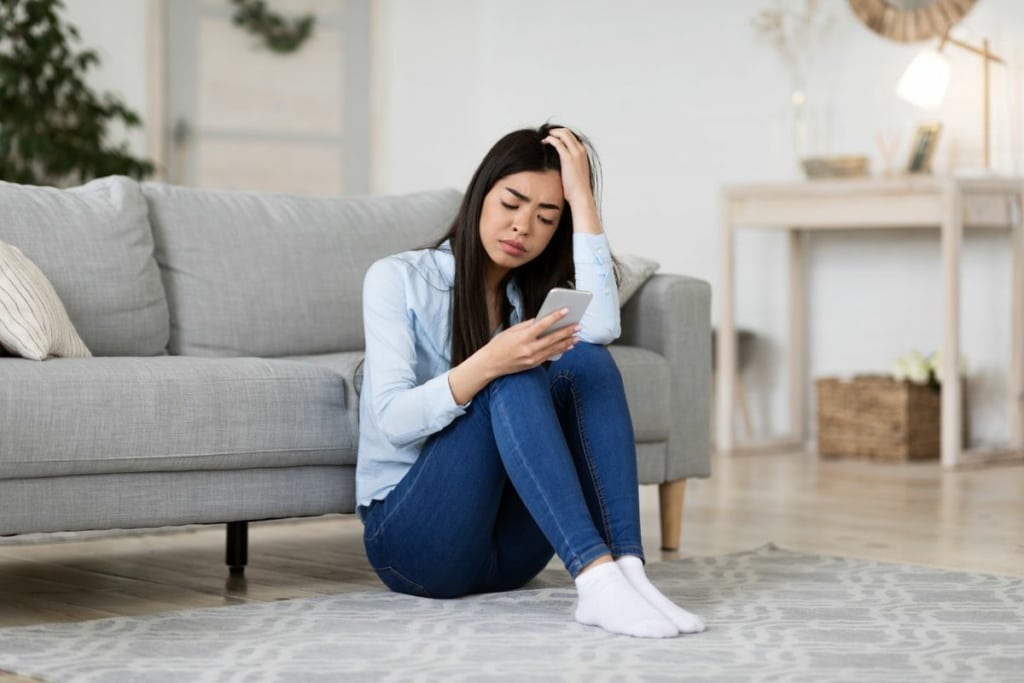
[615,555,706,633]
[573,560,678,638]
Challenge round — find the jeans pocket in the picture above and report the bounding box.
[373,566,434,598]
[362,508,431,597]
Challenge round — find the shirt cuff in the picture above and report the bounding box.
[435,369,471,413]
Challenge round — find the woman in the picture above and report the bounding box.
[356,124,705,638]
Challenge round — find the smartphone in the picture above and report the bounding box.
[536,288,592,360]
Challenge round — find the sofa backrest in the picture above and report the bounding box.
[142,183,462,356]
[0,177,170,356]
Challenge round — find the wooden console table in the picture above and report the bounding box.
[716,176,1024,468]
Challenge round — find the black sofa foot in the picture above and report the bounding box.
[226,521,249,577]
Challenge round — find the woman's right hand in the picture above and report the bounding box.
[482,307,581,377]
[447,308,580,406]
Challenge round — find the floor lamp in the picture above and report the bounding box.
[896,32,1005,170]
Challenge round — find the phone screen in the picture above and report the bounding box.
[537,288,592,338]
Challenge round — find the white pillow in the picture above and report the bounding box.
[0,241,92,360]
[616,253,660,305]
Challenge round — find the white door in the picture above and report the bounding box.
[165,0,371,195]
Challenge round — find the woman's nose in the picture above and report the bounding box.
[512,211,529,233]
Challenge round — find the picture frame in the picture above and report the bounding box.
[906,122,943,174]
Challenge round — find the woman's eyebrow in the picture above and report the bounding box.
[505,187,561,211]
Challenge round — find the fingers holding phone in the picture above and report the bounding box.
[532,307,581,361]
[534,287,592,361]
[483,313,576,376]
[480,288,592,375]
[449,288,591,405]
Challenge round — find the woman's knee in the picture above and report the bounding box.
[565,341,612,360]
[487,365,549,398]
[552,342,620,381]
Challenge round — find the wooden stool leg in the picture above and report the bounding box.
[658,478,687,551]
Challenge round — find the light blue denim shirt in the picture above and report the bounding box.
[355,232,620,511]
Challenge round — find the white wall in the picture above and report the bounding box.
[63,0,1024,447]
[378,0,1024,448]
[61,0,150,160]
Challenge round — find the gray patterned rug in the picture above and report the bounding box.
[0,544,1021,682]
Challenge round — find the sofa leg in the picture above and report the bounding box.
[658,478,687,551]
[226,521,249,577]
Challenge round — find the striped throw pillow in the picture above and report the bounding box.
[0,241,91,360]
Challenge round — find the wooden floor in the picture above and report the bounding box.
[1,449,1022,681]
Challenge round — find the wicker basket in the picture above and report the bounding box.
[815,375,966,462]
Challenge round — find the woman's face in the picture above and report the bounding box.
[478,170,564,283]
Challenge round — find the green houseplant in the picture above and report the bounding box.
[0,0,154,186]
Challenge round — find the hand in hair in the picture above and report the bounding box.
[541,128,593,209]
[446,307,580,405]
[542,128,602,235]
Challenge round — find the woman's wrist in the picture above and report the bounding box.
[448,348,496,405]
[570,195,602,235]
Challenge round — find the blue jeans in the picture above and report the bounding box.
[360,342,645,598]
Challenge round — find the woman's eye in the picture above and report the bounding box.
[539,217,556,226]
[501,201,517,210]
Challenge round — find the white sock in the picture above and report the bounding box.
[573,561,678,638]
[615,555,706,633]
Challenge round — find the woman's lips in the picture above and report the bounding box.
[499,240,526,256]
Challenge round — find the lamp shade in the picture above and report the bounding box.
[897,50,951,109]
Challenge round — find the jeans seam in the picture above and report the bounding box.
[368,397,479,542]
[366,517,386,543]
[492,373,588,576]
[559,373,615,545]
[376,565,435,598]
[569,542,617,578]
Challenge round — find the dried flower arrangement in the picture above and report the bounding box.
[751,0,834,89]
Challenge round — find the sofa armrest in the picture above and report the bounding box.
[617,273,711,481]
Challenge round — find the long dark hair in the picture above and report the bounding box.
[437,123,603,366]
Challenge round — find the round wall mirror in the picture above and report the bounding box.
[847,0,978,42]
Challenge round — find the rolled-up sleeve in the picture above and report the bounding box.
[573,233,621,344]
[362,259,468,447]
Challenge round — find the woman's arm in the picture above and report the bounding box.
[447,307,580,405]
[542,128,601,235]
[573,233,621,343]
[364,258,579,439]
[362,258,469,447]
[543,128,620,343]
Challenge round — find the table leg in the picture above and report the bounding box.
[1010,189,1024,449]
[717,196,736,452]
[788,230,806,446]
[941,182,964,468]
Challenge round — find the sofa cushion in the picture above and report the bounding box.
[0,177,170,356]
[281,350,364,404]
[288,346,669,443]
[0,241,91,360]
[142,184,463,357]
[0,467,355,536]
[0,356,355,480]
[608,345,671,442]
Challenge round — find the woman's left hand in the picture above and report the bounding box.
[542,128,594,209]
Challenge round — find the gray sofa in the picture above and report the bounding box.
[0,176,711,574]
